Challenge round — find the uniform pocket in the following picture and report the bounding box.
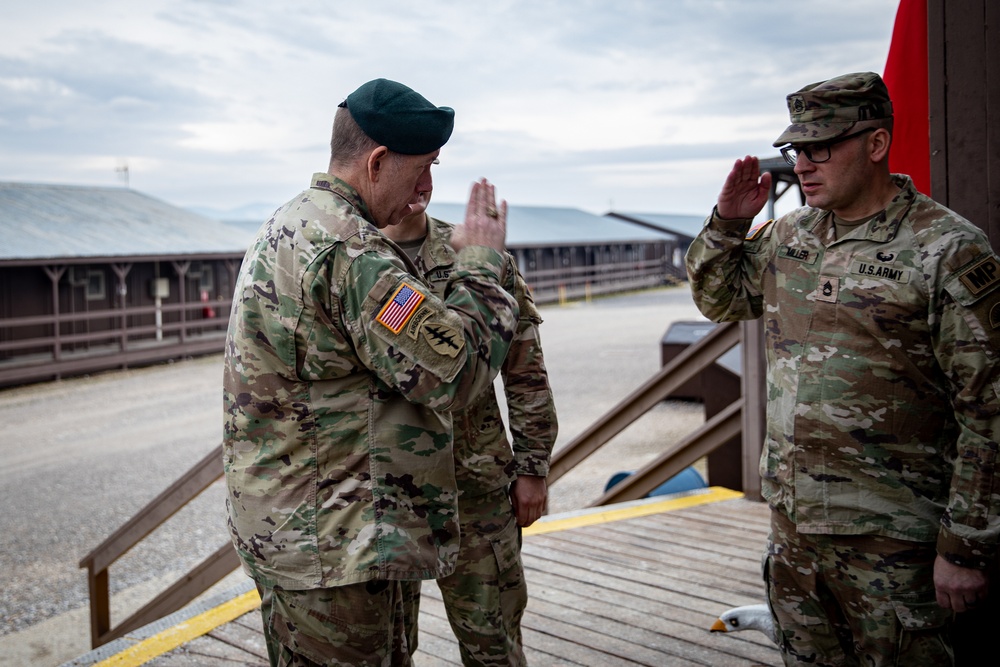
[890,597,951,631]
[489,512,521,574]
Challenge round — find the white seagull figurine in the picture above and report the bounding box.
[710,603,778,644]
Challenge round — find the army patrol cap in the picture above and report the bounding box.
[773,71,893,146]
[339,78,455,155]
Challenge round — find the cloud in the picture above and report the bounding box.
[0,0,901,215]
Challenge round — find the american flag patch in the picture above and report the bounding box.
[376,283,425,334]
[746,218,774,240]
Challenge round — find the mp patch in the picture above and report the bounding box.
[958,257,1000,296]
[376,283,425,334]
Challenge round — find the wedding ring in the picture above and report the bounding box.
[485,206,498,218]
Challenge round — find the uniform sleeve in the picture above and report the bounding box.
[685,208,770,322]
[934,246,1000,568]
[341,244,519,413]
[500,258,557,478]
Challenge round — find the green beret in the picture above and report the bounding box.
[773,71,893,146]
[340,78,455,155]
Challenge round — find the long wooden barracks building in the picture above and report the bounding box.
[0,182,688,388]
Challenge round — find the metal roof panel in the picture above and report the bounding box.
[0,183,255,260]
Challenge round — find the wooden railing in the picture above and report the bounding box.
[78,446,236,648]
[526,258,682,303]
[78,314,766,648]
[0,301,231,388]
[548,319,764,503]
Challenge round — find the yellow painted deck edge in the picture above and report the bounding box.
[94,485,743,665]
[92,589,261,667]
[523,486,745,536]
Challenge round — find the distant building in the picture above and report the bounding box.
[0,183,250,388]
[1,183,688,387]
[608,158,803,266]
[604,211,705,269]
[427,203,685,303]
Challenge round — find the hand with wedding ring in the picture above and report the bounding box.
[451,178,507,253]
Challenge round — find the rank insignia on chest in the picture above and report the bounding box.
[376,282,426,334]
[812,276,840,303]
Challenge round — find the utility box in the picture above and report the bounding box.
[660,321,718,400]
[150,278,169,299]
[660,320,745,491]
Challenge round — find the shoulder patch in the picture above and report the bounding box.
[958,257,1000,297]
[376,282,425,334]
[422,321,463,357]
[746,219,775,241]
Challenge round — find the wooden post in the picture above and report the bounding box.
[740,320,766,501]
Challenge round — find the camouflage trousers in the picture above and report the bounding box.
[433,485,528,666]
[256,579,421,667]
[765,509,953,667]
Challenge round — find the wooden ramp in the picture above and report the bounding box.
[78,490,779,667]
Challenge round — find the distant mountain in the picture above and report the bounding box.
[189,202,278,222]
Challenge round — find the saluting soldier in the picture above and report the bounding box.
[223,78,519,666]
[687,72,1000,666]
[385,194,558,666]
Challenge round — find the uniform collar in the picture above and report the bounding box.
[309,172,374,225]
[807,174,918,245]
[419,215,457,271]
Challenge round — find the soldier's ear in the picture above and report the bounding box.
[367,146,390,183]
[870,128,892,163]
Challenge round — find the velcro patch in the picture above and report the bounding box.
[852,261,910,283]
[746,219,774,240]
[813,276,839,303]
[376,282,425,334]
[780,246,816,264]
[958,257,1000,296]
[404,307,434,340]
[422,322,463,357]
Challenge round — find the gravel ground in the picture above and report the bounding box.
[0,285,710,666]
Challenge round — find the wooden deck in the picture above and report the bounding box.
[85,492,780,667]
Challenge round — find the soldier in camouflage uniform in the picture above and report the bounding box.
[384,200,558,666]
[686,72,1000,666]
[223,78,521,667]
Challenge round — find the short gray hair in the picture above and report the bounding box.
[329,106,379,168]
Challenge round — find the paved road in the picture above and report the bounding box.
[0,286,708,666]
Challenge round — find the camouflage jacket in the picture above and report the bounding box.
[400,215,557,497]
[222,174,519,589]
[686,175,1000,568]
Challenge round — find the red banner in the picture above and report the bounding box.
[883,0,930,194]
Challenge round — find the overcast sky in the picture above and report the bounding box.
[1,0,901,219]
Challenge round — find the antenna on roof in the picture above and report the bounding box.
[115,161,130,188]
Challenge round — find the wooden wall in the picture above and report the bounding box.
[928,0,1000,251]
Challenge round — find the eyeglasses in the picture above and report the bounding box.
[780,127,877,166]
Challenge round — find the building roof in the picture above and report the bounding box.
[427,203,678,247]
[0,182,251,261]
[605,211,707,241]
[1,182,683,263]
